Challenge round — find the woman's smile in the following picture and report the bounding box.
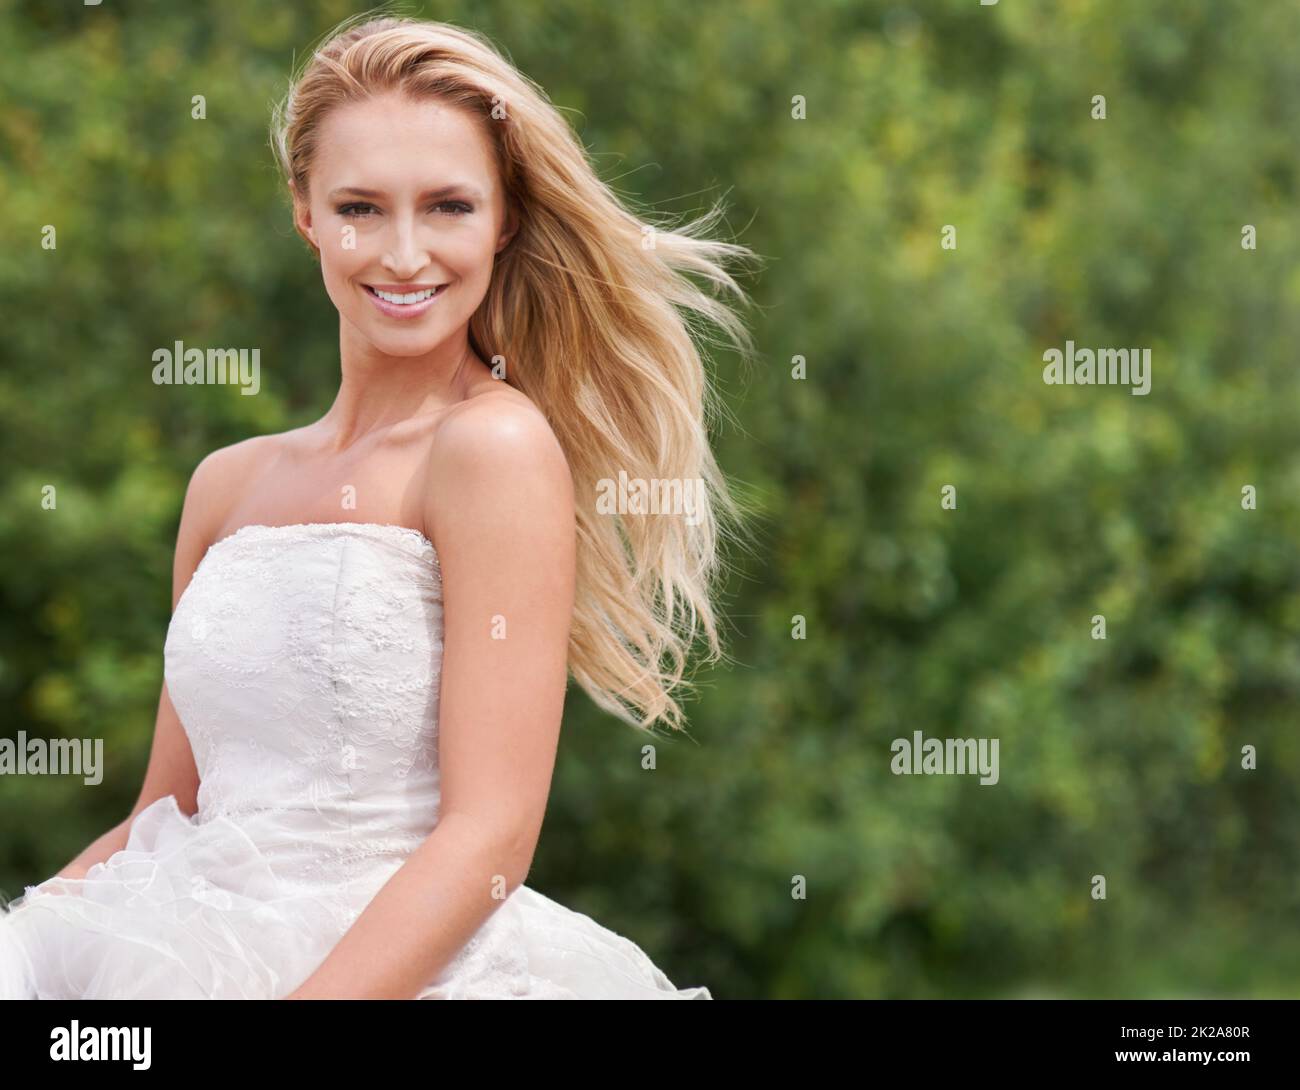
[361,282,449,319]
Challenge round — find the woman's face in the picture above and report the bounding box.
[294,91,516,359]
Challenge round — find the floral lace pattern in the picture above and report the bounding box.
[165,523,444,830]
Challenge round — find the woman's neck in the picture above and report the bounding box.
[321,331,481,452]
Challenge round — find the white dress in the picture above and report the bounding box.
[0,522,711,1000]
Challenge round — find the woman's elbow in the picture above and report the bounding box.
[441,810,539,893]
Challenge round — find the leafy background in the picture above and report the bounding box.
[1,0,1298,998]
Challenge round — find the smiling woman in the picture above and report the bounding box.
[290,94,514,345]
[0,11,760,1000]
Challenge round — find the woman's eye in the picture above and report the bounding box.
[334,201,471,217]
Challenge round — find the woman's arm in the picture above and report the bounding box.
[53,446,238,881]
[53,681,198,879]
[288,399,576,999]
[52,820,131,881]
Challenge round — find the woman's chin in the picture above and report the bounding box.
[344,316,449,357]
[368,332,445,357]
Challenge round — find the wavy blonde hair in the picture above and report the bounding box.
[271,12,761,731]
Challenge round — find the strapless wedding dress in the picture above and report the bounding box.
[0,522,711,999]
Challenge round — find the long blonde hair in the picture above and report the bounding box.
[271,13,761,731]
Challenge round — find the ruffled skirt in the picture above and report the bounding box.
[0,795,711,1000]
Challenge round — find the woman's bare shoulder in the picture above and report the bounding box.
[192,431,284,478]
[186,432,294,509]
[428,380,564,466]
[177,430,299,553]
[420,382,574,545]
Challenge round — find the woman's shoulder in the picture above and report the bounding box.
[180,431,299,540]
[420,382,575,543]
[191,431,286,478]
[429,380,563,465]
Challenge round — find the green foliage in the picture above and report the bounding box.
[1,0,1298,997]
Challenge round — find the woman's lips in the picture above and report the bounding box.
[362,283,448,319]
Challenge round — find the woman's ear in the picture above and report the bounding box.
[289,180,321,257]
[495,203,520,255]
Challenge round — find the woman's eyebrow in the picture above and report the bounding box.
[327,184,485,201]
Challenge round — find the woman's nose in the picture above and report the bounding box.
[380,219,430,279]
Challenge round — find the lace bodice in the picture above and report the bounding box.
[163,522,447,910]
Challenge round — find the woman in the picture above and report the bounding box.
[0,13,757,999]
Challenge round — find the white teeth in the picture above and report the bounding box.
[372,287,440,304]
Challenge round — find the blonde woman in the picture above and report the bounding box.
[0,13,757,999]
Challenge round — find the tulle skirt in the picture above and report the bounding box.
[0,795,711,1000]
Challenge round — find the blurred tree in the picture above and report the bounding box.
[1,0,1298,998]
